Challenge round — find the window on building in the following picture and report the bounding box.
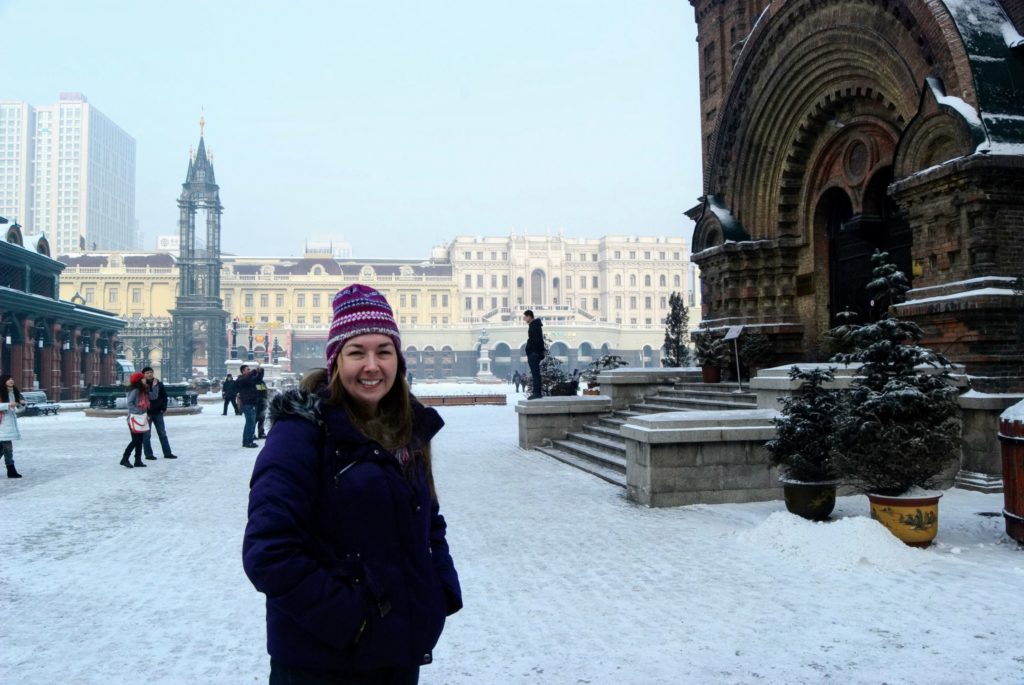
[673,252,681,260]
[476,275,483,288]
[630,296,637,309]
[659,252,666,260]
[442,294,449,307]
[592,298,598,310]
[297,294,305,307]
[490,251,497,260]
[591,254,597,262]
[465,297,472,310]
[297,315,305,324]
[660,296,667,308]
[644,275,652,287]
[476,297,484,310]
[644,251,651,260]
[491,275,497,288]
[674,275,681,287]
[276,294,284,307]
[464,274,472,287]
[502,252,507,260]
[411,294,418,307]
[464,251,471,260]
[431,317,437,326]
[629,251,636,260]
[260,294,269,307]
[502,296,508,307]
[614,274,621,286]
[131,288,141,304]
[313,315,321,325]
[645,318,652,325]
[245,293,254,308]
[476,252,483,260]
[260,316,269,323]
[614,250,621,259]
[225,293,232,307]
[108,288,118,304]
[645,296,652,309]
[592,276,598,288]
[630,274,637,287]
[399,294,407,307]
[580,298,586,310]
[313,294,321,308]
[566,253,572,261]
[276,315,284,323]
[615,296,622,308]
[659,275,667,287]
[630,317,637,325]
[431,294,437,307]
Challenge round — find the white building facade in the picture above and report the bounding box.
[0,93,137,255]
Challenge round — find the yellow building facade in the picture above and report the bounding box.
[58,234,698,377]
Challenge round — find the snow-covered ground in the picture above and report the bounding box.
[1,383,1022,684]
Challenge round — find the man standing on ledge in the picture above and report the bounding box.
[523,309,545,399]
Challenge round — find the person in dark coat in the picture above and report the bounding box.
[222,374,240,415]
[142,367,178,460]
[235,363,264,448]
[243,283,461,685]
[523,309,546,399]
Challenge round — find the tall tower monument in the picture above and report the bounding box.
[168,116,228,381]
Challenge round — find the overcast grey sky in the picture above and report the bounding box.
[1,0,702,259]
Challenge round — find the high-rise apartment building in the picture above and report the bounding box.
[0,93,137,255]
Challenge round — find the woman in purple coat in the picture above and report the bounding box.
[243,284,462,685]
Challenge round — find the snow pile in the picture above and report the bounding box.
[734,511,924,571]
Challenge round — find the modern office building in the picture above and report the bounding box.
[0,93,137,255]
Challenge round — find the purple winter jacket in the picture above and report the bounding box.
[242,390,462,673]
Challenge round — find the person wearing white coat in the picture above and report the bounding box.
[0,374,26,478]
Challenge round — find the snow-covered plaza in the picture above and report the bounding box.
[1,384,1022,684]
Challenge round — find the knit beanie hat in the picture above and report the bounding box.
[326,283,406,378]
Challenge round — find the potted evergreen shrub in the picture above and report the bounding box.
[765,366,843,520]
[829,251,962,547]
[580,354,627,394]
[693,331,727,383]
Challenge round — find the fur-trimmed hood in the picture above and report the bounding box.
[268,388,322,428]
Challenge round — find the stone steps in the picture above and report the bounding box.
[534,445,626,488]
[534,379,763,487]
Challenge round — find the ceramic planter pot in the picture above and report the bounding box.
[779,477,839,521]
[701,366,721,383]
[868,492,942,547]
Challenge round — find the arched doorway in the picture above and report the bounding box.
[530,269,545,305]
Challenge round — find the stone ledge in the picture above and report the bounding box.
[595,368,698,385]
[514,396,612,416]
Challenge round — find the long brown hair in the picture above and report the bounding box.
[315,364,437,500]
[0,375,22,403]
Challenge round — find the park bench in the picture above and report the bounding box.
[21,391,61,416]
[88,384,199,409]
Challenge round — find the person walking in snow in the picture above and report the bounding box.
[243,283,462,684]
[142,367,178,460]
[121,372,150,468]
[0,374,26,478]
[222,374,239,415]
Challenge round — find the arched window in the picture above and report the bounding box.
[630,274,637,287]
[530,269,545,304]
[644,275,651,287]
[614,274,622,286]
[673,274,681,287]
[659,274,667,287]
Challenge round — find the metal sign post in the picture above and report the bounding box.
[723,325,744,392]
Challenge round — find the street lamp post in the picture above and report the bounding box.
[231,318,239,359]
[247,323,254,361]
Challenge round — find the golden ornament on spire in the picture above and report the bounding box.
[199,112,205,137]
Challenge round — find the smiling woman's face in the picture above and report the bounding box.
[334,334,398,413]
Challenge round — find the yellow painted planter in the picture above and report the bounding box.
[868,492,942,548]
